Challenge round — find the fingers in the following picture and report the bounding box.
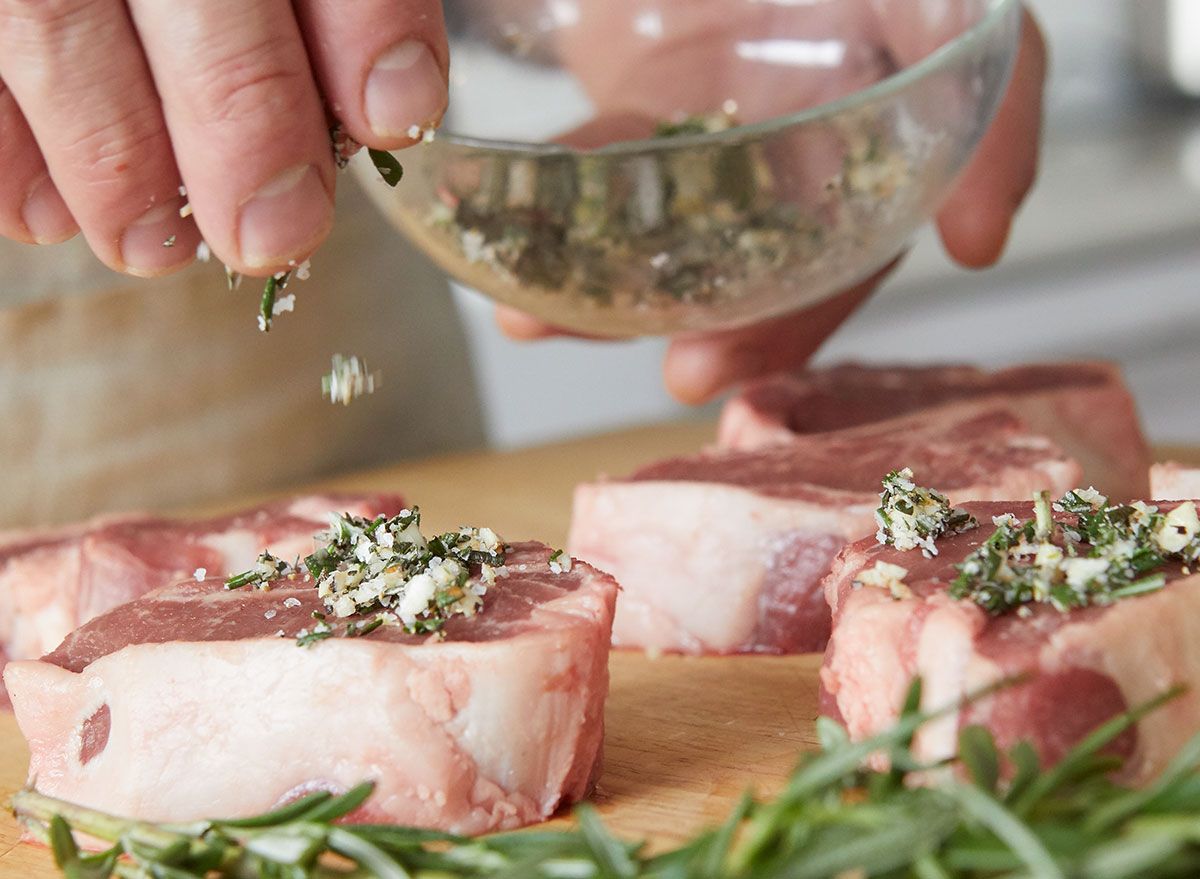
[936,7,1047,268]
[0,0,199,275]
[662,268,891,405]
[493,304,604,341]
[127,0,335,275]
[495,305,561,341]
[295,0,448,149]
[0,82,77,245]
[0,0,341,277]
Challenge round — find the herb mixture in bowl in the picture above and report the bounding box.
[355,0,1022,336]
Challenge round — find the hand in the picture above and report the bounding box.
[498,4,1047,405]
[0,0,448,278]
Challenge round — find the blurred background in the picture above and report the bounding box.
[2,0,1198,527]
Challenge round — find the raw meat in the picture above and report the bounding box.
[6,542,617,835]
[819,501,1200,785]
[1151,462,1200,500]
[569,404,1082,654]
[716,362,1150,500]
[0,493,406,706]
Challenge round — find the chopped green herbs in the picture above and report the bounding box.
[17,682,1200,879]
[421,111,907,317]
[367,147,404,187]
[294,625,334,648]
[291,614,388,646]
[950,491,1199,615]
[224,552,295,590]
[875,468,977,556]
[874,472,1200,617]
[227,507,508,641]
[257,271,289,332]
[348,617,385,638]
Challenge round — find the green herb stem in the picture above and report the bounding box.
[15,685,1200,879]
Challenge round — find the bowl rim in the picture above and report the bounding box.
[434,0,1022,156]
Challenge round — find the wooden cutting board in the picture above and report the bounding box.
[0,419,827,876]
[2,419,1197,877]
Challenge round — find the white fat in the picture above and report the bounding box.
[913,605,993,764]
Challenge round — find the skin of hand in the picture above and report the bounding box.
[496,4,1048,406]
[0,0,448,278]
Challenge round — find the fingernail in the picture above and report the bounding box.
[120,200,201,276]
[238,164,332,269]
[21,176,77,244]
[365,40,447,139]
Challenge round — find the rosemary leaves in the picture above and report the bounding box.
[951,490,1198,614]
[16,682,1200,879]
[225,507,508,640]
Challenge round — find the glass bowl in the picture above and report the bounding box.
[354,0,1022,337]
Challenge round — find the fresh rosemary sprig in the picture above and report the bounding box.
[15,682,1200,879]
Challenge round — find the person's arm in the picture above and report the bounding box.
[499,5,1048,405]
[0,0,448,277]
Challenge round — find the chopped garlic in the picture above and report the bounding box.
[272,293,295,318]
[548,549,573,574]
[853,561,912,600]
[1063,557,1111,590]
[306,509,506,637]
[398,572,438,622]
[323,354,379,406]
[1156,502,1199,554]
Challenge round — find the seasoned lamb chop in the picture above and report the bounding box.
[6,542,617,835]
[820,500,1200,784]
[569,404,1081,654]
[0,493,406,706]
